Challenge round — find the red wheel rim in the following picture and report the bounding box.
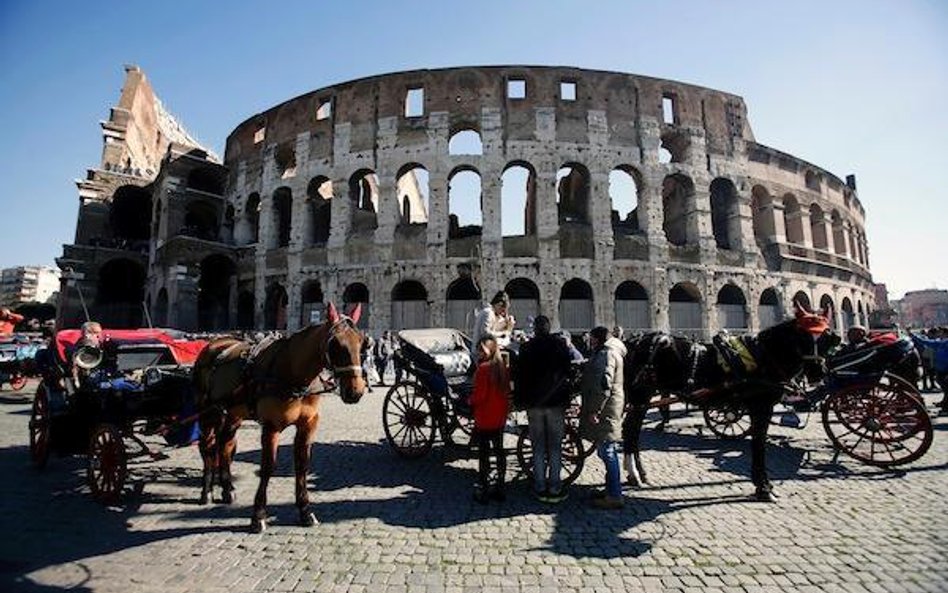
[29,383,50,469]
[87,424,126,504]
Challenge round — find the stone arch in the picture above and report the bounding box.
[445,277,482,331]
[264,283,288,330]
[610,165,641,236]
[669,282,702,336]
[306,176,332,246]
[396,164,430,226]
[716,283,747,330]
[342,282,370,329]
[272,187,293,248]
[857,300,866,326]
[782,194,804,245]
[758,287,781,329]
[198,254,235,331]
[809,203,828,250]
[559,278,594,332]
[662,174,695,246]
[448,128,483,155]
[501,161,537,238]
[659,130,689,164]
[391,280,429,330]
[154,288,169,327]
[300,279,325,325]
[223,204,235,243]
[820,294,837,330]
[751,185,775,245]
[447,166,482,240]
[505,277,540,330]
[831,210,846,256]
[349,169,379,233]
[841,297,855,330]
[556,162,590,225]
[110,185,152,244]
[237,290,255,330]
[96,258,146,328]
[793,290,812,311]
[243,193,261,245]
[710,178,740,250]
[183,200,219,241]
[614,280,649,331]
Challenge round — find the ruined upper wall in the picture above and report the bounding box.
[224,66,754,163]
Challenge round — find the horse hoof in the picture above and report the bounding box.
[250,517,267,533]
[222,490,235,505]
[754,489,777,503]
[299,512,318,528]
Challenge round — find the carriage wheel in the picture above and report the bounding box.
[87,424,127,504]
[515,422,587,487]
[703,403,752,439]
[383,382,436,458]
[29,382,51,469]
[822,383,933,467]
[9,374,27,391]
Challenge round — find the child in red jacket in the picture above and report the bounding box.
[469,336,510,503]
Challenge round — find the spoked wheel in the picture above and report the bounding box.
[704,403,751,439]
[29,382,51,469]
[516,422,587,487]
[9,374,27,391]
[87,424,127,504]
[822,383,933,467]
[383,381,437,458]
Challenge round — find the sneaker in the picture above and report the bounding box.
[546,490,568,504]
[533,489,548,502]
[590,495,624,510]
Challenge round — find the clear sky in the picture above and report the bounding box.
[0,0,945,300]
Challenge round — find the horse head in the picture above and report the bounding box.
[325,302,367,404]
[791,299,840,381]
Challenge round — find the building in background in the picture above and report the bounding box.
[893,289,948,328]
[1,266,60,307]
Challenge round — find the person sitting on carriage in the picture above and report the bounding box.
[471,291,516,354]
[515,315,573,503]
[836,325,869,357]
[469,336,511,504]
[0,308,24,336]
[910,329,948,416]
[69,321,103,388]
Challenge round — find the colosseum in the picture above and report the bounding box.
[57,65,875,338]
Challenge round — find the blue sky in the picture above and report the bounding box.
[0,0,945,299]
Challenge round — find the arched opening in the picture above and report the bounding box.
[831,210,846,256]
[275,143,297,179]
[264,283,288,330]
[349,169,379,233]
[95,258,146,328]
[154,288,169,327]
[841,297,855,331]
[501,162,536,238]
[448,129,483,155]
[183,200,219,241]
[758,288,780,329]
[306,176,332,246]
[710,178,740,250]
[663,174,695,246]
[237,290,255,330]
[198,254,234,331]
[659,131,689,164]
[505,278,539,330]
[187,167,224,195]
[610,166,640,236]
[300,280,325,325]
[716,284,747,330]
[223,204,235,243]
[556,163,590,225]
[445,277,482,331]
[559,278,594,332]
[793,290,812,311]
[343,282,370,329]
[391,280,429,330]
[809,203,828,250]
[110,185,152,244]
[272,187,293,248]
[245,193,261,244]
[669,282,702,337]
[782,195,804,245]
[820,294,837,330]
[857,301,866,326]
[396,164,429,226]
[614,280,649,330]
[448,167,482,240]
[751,186,775,245]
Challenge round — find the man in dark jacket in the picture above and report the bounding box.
[515,315,573,502]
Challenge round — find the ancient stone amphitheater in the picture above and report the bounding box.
[59,65,875,337]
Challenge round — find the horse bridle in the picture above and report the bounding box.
[324,316,364,380]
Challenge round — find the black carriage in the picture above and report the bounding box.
[28,328,207,503]
[704,333,933,467]
[381,328,589,486]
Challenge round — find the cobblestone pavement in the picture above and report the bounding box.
[1,380,947,593]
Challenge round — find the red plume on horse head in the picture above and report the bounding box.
[793,298,831,337]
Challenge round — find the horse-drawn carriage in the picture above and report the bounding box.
[28,328,207,503]
[381,328,588,486]
[0,334,44,391]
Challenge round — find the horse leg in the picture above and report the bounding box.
[198,415,219,505]
[622,404,650,487]
[294,415,319,527]
[219,417,241,504]
[251,425,280,533]
[749,403,776,502]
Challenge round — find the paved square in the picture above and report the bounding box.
[1,381,946,592]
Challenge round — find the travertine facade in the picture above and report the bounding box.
[60,66,876,338]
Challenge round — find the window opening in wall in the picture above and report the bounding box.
[501,163,536,237]
[556,164,590,224]
[448,129,483,155]
[448,169,482,239]
[396,165,429,225]
[662,94,676,124]
[276,144,297,179]
[272,187,293,248]
[662,174,694,246]
[507,78,526,99]
[254,127,266,144]
[609,167,640,235]
[307,176,333,246]
[560,81,576,101]
[710,178,739,250]
[316,100,332,121]
[349,170,379,232]
[405,87,424,117]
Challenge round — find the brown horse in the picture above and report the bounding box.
[192,302,366,532]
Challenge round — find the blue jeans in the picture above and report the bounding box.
[597,440,622,498]
[527,407,565,494]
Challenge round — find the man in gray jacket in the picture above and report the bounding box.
[580,326,626,509]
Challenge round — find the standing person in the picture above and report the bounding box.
[374,331,392,386]
[471,291,516,354]
[469,336,511,503]
[515,315,573,503]
[0,308,24,335]
[910,329,948,415]
[580,326,626,510]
